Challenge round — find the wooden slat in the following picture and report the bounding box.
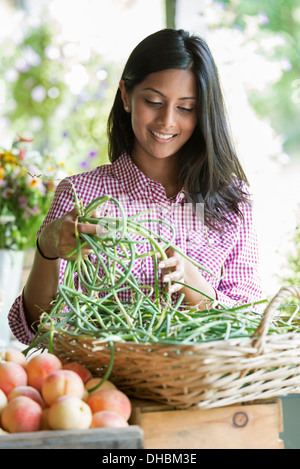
[0,426,144,449]
[130,399,284,449]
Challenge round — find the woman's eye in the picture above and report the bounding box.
[145,99,162,106]
[178,107,194,113]
[144,99,194,113]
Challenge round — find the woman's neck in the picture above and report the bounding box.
[131,152,180,198]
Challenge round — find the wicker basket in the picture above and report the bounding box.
[47,285,300,409]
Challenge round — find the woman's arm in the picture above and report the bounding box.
[23,207,98,330]
[8,175,103,344]
[159,199,263,309]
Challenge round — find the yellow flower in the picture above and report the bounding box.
[2,151,18,165]
[0,168,5,179]
[48,180,56,191]
[29,178,40,188]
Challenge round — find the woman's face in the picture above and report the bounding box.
[120,69,198,164]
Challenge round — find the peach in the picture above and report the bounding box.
[87,389,131,421]
[48,395,92,430]
[0,361,28,396]
[27,353,62,392]
[62,362,92,384]
[40,408,51,430]
[41,369,85,406]
[85,377,117,396]
[1,396,43,433]
[0,389,8,416]
[8,386,45,408]
[82,387,90,403]
[0,348,27,368]
[90,410,129,428]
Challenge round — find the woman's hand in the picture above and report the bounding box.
[37,207,99,261]
[158,246,216,308]
[24,207,101,328]
[158,246,185,294]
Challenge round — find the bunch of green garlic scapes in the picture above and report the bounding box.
[25,186,300,360]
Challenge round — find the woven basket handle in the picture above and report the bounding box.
[251,285,300,354]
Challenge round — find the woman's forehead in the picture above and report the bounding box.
[136,69,198,97]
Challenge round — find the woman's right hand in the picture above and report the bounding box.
[37,207,99,261]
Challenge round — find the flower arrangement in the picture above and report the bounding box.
[0,136,69,250]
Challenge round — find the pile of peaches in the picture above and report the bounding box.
[0,348,131,434]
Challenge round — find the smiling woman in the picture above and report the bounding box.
[8,29,263,346]
[108,29,249,229]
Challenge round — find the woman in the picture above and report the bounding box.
[8,29,263,345]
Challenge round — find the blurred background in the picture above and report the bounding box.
[0,0,299,305]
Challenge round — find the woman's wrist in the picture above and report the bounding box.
[36,225,60,261]
[36,237,59,260]
[182,284,215,309]
[181,263,216,308]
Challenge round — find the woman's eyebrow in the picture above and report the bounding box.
[142,87,197,100]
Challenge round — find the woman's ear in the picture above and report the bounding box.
[119,80,131,113]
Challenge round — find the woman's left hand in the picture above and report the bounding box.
[157,246,216,308]
[157,246,185,294]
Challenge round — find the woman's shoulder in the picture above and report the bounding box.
[57,162,114,189]
[68,161,113,182]
[53,162,115,206]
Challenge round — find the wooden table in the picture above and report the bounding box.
[129,398,284,449]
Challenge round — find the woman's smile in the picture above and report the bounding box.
[149,129,178,142]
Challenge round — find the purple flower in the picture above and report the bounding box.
[2,188,13,198]
[258,12,269,25]
[37,183,46,195]
[18,195,29,209]
[79,161,89,170]
[89,150,98,158]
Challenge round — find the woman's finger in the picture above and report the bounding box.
[77,221,98,235]
[169,283,183,294]
[159,257,178,269]
[163,269,184,283]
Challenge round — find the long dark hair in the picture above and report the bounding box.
[107,28,249,230]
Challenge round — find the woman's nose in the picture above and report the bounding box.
[158,104,176,127]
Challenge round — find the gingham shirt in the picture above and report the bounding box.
[8,152,263,345]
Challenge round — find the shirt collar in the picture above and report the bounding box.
[111,152,187,203]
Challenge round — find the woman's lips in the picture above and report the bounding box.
[150,130,177,141]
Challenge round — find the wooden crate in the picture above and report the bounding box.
[129,399,284,449]
[0,426,144,449]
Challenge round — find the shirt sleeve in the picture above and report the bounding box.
[214,199,263,309]
[8,178,76,345]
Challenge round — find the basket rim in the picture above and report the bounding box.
[47,328,300,354]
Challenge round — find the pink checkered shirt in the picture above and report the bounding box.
[8,152,263,345]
